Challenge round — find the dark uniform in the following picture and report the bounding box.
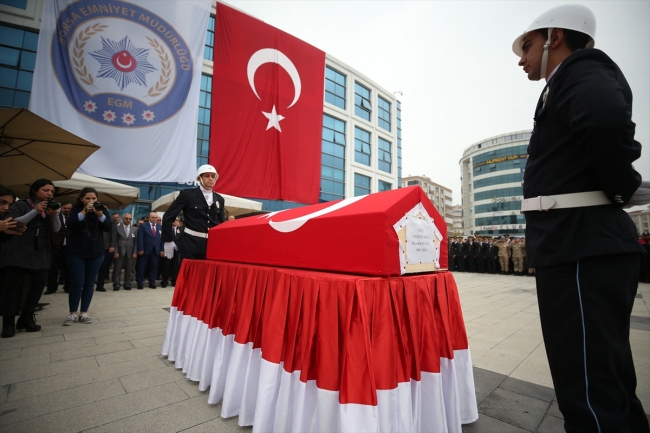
[162,188,225,263]
[524,48,647,432]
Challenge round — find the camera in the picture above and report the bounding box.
[93,202,105,212]
[46,197,60,210]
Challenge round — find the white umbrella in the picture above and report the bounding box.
[151,190,263,217]
[10,173,139,209]
[51,173,140,209]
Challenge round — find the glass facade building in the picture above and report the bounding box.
[1,1,400,219]
[459,131,532,236]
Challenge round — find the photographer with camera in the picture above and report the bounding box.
[1,179,61,338]
[64,187,112,326]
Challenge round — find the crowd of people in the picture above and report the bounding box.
[0,165,230,338]
[448,235,534,276]
[0,183,215,338]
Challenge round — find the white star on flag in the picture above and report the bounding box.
[83,101,97,113]
[262,105,285,132]
[122,113,135,125]
[102,110,116,123]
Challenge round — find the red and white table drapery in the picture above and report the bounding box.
[162,260,478,432]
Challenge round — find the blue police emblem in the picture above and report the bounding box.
[51,0,193,127]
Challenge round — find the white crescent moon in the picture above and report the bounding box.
[247,48,301,108]
[261,195,367,233]
[116,57,132,69]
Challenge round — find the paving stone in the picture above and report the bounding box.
[499,376,555,402]
[0,351,51,373]
[0,356,99,386]
[83,395,218,433]
[50,340,135,362]
[478,387,550,432]
[118,365,181,393]
[1,382,188,433]
[461,414,529,433]
[130,334,164,348]
[547,400,563,419]
[0,378,125,426]
[0,335,65,352]
[95,346,160,367]
[175,378,209,399]
[537,414,565,433]
[180,415,253,433]
[18,337,96,357]
[62,326,124,341]
[4,356,164,403]
[472,367,506,405]
[0,348,21,361]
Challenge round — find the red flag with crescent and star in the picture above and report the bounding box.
[210,2,325,204]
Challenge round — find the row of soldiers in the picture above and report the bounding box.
[448,235,533,276]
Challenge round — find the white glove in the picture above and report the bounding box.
[164,242,175,259]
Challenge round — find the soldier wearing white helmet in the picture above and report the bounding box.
[514,5,648,432]
[161,164,225,267]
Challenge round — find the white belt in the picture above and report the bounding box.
[184,228,208,238]
[521,191,610,212]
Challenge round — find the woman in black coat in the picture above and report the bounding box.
[64,187,111,326]
[1,179,61,338]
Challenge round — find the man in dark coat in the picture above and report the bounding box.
[514,4,648,432]
[136,212,163,289]
[162,165,225,268]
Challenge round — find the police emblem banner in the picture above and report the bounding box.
[210,2,325,205]
[29,0,211,183]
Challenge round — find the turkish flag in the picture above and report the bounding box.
[210,3,325,204]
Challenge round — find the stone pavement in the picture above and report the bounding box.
[0,273,647,432]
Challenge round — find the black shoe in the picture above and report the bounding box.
[63,286,70,293]
[113,287,120,291]
[43,290,57,295]
[124,285,132,291]
[16,314,41,332]
[1,319,15,338]
[149,283,157,289]
[160,283,167,288]
[137,285,143,290]
[96,285,106,292]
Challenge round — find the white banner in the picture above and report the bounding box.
[29,0,211,182]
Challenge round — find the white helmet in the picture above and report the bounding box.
[196,164,218,182]
[512,4,596,79]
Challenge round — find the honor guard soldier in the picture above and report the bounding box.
[162,165,225,266]
[514,4,648,432]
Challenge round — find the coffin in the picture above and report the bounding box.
[207,186,448,276]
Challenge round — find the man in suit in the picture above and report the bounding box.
[111,213,137,291]
[44,202,72,294]
[514,5,648,432]
[162,165,225,268]
[95,207,116,292]
[136,212,164,289]
[160,217,183,287]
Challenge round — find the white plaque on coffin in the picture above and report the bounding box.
[393,203,443,274]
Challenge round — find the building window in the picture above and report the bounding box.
[474,187,523,202]
[321,114,346,202]
[377,96,391,131]
[354,82,371,121]
[325,66,346,109]
[397,101,402,187]
[378,137,391,173]
[354,173,371,196]
[0,25,38,109]
[204,15,215,61]
[378,180,391,192]
[0,0,27,8]
[354,127,371,166]
[197,74,212,166]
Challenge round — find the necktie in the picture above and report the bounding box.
[151,224,155,237]
[125,226,129,237]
